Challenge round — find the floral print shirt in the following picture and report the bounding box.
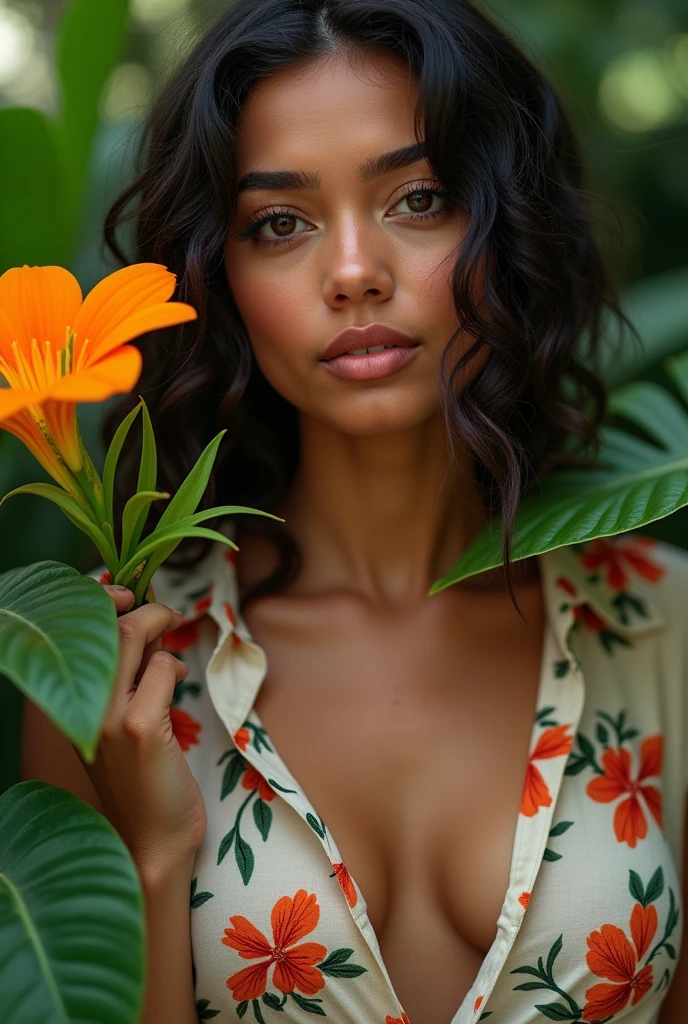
[97,529,688,1024]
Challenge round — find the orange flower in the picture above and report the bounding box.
[583,903,657,1018]
[473,995,485,1012]
[520,724,574,816]
[385,1015,411,1024]
[518,892,531,910]
[0,263,196,486]
[332,862,357,908]
[222,889,327,1001]
[586,736,663,847]
[242,764,275,802]
[580,537,664,592]
[234,727,250,752]
[170,706,202,751]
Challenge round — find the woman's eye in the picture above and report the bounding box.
[239,185,451,247]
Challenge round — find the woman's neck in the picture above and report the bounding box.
[273,409,488,607]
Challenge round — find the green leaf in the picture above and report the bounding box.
[115,525,238,588]
[221,756,246,800]
[252,799,272,842]
[235,833,255,885]
[0,781,144,1024]
[130,402,159,554]
[236,999,248,1018]
[431,386,688,590]
[0,483,117,568]
[600,267,688,389]
[0,561,118,761]
[156,431,226,533]
[316,948,367,978]
[0,108,70,271]
[533,1003,578,1021]
[217,828,236,865]
[289,992,326,1015]
[55,0,130,230]
[102,399,142,528]
[120,490,170,565]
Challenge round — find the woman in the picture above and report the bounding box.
[22,1,688,1022]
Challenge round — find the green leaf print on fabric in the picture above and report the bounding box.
[543,820,574,862]
[196,996,221,1019]
[190,876,214,908]
[216,750,277,884]
[289,991,326,1015]
[510,864,679,1021]
[478,1014,493,1020]
[306,813,327,839]
[316,948,368,978]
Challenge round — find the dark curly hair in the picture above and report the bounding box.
[103,0,633,611]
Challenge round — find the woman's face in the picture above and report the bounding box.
[224,48,470,436]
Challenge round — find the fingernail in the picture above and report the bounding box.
[112,585,132,594]
[172,608,185,616]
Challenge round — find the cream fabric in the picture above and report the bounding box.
[97,527,688,1024]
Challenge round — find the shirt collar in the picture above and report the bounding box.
[541,535,667,636]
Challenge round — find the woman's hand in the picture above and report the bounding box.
[76,584,208,876]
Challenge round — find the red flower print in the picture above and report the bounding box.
[518,892,531,910]
[332,863,357,908]
[224,601,236,626]
[234,727,250,752]
[222,889,327,1001]
[162,619,202,652]
[242,764,275,803]
[586,736,663,847]
[583,903,657,1018]
[385,1015,411,1024]
[224,547,237,566]
[195,593,212,614]
[555,578,605,632]
[556,577,576,597]
[170,706,202,751]
[98,570,113,585]
[580,537,665,592]
[473,996,484,1012]
[521,725,574,816]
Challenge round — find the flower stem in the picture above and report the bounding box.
[74,466,106,527]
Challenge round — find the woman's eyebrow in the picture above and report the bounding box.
[237,141,428,193]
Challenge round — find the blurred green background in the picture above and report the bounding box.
[1,0,688,793]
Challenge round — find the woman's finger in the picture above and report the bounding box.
[105,604,185,721]
[101,584,136,616]
[128,651,190,723]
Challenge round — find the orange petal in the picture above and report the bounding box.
[47,345,142,402]
[271,890,320,949]
[640,784,663,829]
[0,408,76,492]
[520,762,551,816]
[221,916,272,959]
[73,264,183,357]
[0,387,43,421]
[272,943,327,995]
[630,964,654,1005]
[583,980,632,1018]
[630,903,657,961]
[613,795,647,847]
[586,923,636,982]
[225,959,272,1002]
[84,301,197,364]
[529,724,573,761]
[0,266,82,358]
[638,735,662,781]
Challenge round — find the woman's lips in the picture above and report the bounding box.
[321,344,421,381]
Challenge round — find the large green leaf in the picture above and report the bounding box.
[0,109,69,272]
[431,360,688,592]
[600,267,688,389]
[0,781,144,1024]
[0,562,118,760]
[55,0,130,231]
